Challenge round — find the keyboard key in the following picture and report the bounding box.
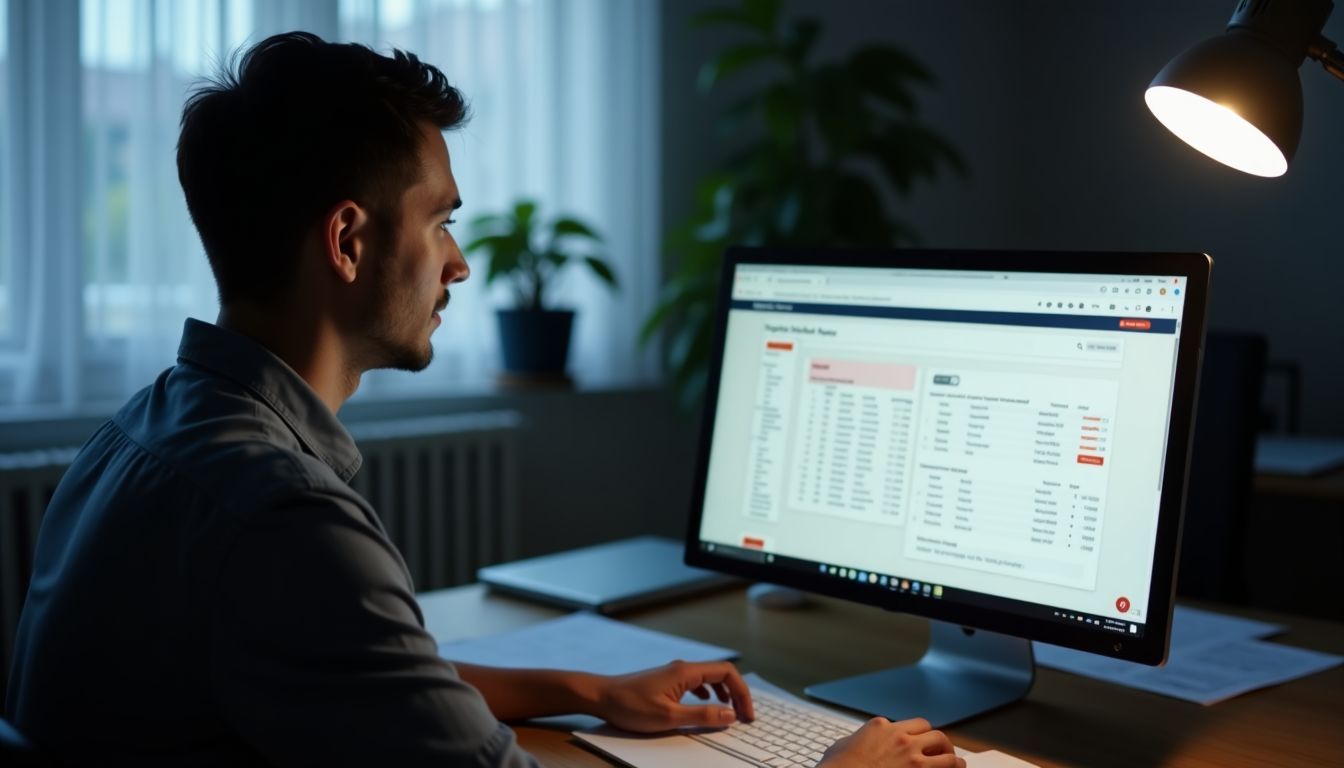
[698,730,774,762]
[688,686,861,768]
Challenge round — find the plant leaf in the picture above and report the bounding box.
[484,245,522,285]
[740,0,782,32]
[513,200,537,232]
[690,6,755,31]
[861,122,968,195]
[850,45,932,85]
[761,83,801,146]
[829,172,890,246]
[668,303,709,375]
[774,188,801,235]
[716,92,765,137]
[584,256,618,289]
[553,217,603,242]
[782,18,820,66]
[847,46,932,116]
[698,42,778,92]
[811,64,868,153]
[463,233,507,254]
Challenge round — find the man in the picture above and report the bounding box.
[6,32,961,767]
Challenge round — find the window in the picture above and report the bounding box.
[79,0,254,407]
[0,0,659,417]
[0,0,9,338]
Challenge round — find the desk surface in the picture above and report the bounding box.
[419,584,1344,768]
[1254,466,1344,501]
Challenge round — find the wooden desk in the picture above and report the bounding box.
[419,584,1344,768]
[1254,467,1344,502]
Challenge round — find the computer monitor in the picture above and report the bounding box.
[684,247,1210,726]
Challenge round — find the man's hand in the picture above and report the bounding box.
[594,660,755,732]
[818,717,964,768]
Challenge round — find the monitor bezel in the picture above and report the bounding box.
[683,246,1211,666]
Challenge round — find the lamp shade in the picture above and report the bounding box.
[1145,31,1302,177]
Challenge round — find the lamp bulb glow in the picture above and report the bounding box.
[1144,85,1288,177]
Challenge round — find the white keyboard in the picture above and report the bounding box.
[687,687,862,767]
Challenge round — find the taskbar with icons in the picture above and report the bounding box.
[699,539,1147,639]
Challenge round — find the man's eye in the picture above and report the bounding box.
[439,218,457,232]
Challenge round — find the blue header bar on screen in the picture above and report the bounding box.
[730,300,1177,334]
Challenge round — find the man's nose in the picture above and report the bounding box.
[445,241,470,284]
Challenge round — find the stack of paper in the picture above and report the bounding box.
[437,612,738,675]
[1033,605,1342,704]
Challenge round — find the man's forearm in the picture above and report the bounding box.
[452,663,607,722]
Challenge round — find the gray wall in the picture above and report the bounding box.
[662,0,1344,434]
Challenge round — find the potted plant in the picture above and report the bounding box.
[642,0,967,408]
[465,199,617,383]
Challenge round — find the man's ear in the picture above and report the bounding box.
[322,200,373,284]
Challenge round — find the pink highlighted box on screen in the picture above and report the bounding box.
[808,359,916,390]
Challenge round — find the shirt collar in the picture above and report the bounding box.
[175,318,363,482]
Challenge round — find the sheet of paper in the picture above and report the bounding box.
[1034,605,1283,680]
[1255,435,1344,475]
[1164,604,1284,648]
[1034,606,1339,705]
[436,612,737,675]
[956,749,1041,768]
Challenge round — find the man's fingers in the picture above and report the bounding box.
[690,685,710,700]
[889,716,931,735]
[672,704,738,728]
[917,728,954,756]
[712,681,730,703]
[920,755,965,768]
[694,662,755,721]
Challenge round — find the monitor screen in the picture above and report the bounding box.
[686,248,1210,670]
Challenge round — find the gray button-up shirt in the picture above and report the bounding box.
[7,318,537,767]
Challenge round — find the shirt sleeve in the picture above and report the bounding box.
[206,490,539,768]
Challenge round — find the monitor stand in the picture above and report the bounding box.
[804,620,1035,727]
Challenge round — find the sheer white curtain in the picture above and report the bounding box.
[0,2,10,343]
[0,0,659,418]
[339,0,661,400]
[81,0,254,407]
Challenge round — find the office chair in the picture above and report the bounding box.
[0,716,47,767]
[1177,330,1267,603]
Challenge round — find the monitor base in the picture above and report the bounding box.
[804,620,1035,728]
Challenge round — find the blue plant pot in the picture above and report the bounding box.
[496,309,574,374]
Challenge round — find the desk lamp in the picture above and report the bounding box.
[1146,0,1344,177]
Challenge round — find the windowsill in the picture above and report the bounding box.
[0,378,675,453]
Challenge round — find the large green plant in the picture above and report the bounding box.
[642,0,966,407]
[465,200,617,311]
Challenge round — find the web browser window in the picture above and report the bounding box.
[698,264,1190,635]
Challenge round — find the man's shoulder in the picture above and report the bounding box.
[104,370,360,514]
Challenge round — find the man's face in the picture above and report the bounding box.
[363,123,469,372]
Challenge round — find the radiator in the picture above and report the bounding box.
[347,411,522,591]
[0,411,521,690]
[0,447,80,683]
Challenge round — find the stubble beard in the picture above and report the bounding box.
[366,263,438,375]
[374,296,436,373]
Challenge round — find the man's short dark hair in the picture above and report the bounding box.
[177,31,469,306]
